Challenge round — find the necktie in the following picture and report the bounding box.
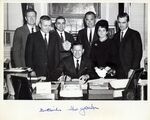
[76,59,79,74]
[60,33,64,42]
[31,27,34,33]
[120,31,123,42]
[44,34,48,46]
[89,29,92,45]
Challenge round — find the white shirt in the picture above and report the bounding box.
[73,57,81,68]
[87,27,95,42]
[121,27,128,38]
[27,24,36,33]
[57,30,66,42]
[40,30,49,44]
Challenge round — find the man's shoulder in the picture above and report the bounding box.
[78,28,86,33]
[60,55,73,63]
[65,31,72,36]
[16,24,28,30]
[28,31,41,39]
[49,30,59,37]
[128,28,140,35]
[82,56,91,62]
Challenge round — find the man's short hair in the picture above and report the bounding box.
[117,12,129,22]
[95,19,109,34]
[84,11,96,19]
[71,41,84,49]
[25,9,37,17]
[40,15,51,23]
[55,16,66,23]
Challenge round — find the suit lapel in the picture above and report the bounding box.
[64,32,68,41]
[122,28,130,42]
[79,57,86,75]
[84,29,88,42]
[24,24,30,35]
[70,57,76,74]
[84,28,91,47]
[55,31,61,40]
[47,33,51,48]
[36,26,39,32]
[38,31,47,49]
[93,29,98,42]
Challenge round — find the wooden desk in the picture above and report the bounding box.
[20,78,148,100]
[32,79,114,100]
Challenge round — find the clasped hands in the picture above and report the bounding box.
[58,74,89,84]
[95,66,116,78]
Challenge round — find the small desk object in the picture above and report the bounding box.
[87,79,114,100]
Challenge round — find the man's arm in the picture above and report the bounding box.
[128,31,143,78]
[12,28,22,67]
[132,31,143,69]
[25,34,33,68]
[53,60,64,80]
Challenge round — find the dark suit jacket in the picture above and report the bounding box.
[25,31,59,79]
[54,56,97,80]
[77,28,98,58]
[113,28,143,78]
[50,31,74,62]
[12,24,39,67]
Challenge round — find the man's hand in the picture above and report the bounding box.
[79,74,89,84]
[95,67,107,78]
[38,76,46,81]
[30,71,36,77]
[58,75,71,82]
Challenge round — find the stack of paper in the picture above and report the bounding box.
[35,82,51,94]
[60,81,83,98]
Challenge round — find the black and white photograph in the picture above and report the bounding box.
[1,1,149,120]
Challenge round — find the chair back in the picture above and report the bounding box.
[123,68,144,100]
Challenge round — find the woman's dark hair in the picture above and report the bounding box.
[95,19,109,36]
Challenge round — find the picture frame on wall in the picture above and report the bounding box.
[49,3,101,18]
[4,30,14,46]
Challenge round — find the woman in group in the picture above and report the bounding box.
[90,19,117,78]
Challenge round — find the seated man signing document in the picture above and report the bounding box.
[54,42,96,83]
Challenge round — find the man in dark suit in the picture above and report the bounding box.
[77,11,98,58]
[10,9,38,99]
[12,9,39,67]
[25,15,59,80]
[50,16,74,63]
[54,42,96,82]
[113,12,143,79]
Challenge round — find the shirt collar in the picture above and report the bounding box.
[40,30,49,38]
[57,30,65,35]
[27,24,36,33]
[87,27,95,31]
[121,27,128,36]
[73,57,81,63]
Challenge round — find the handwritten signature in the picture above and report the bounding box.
[39,104,99,116]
